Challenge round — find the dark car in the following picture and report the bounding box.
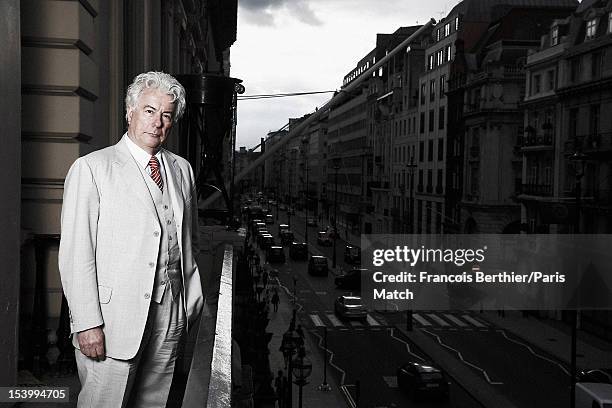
[289,242,308,260]
[265,214,274,224]
[344,245,361,265]
[317,231,332,246]
[335,268,366,290]
[577,368,612,383]
[397,361,449,399]
[280,230,295,246]
[334,295,367,320]
[260,234,275,250]
[266,246,286,264]
[308,255,328,276]
[278,224,290,236]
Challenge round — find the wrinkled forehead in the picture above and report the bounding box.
[135,87,176,110]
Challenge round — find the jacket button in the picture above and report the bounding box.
[144,293,150,299]
[154,231,160,237]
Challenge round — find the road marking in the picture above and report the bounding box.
[366,314,381,326]
[310,314,325,327]
[427,313,450,326]
[444,314,468,327]
[413,313,432,326]
[311,330,347,385]
[498,330,570,376]
[383,376,398,388]
[422,329,503,385]
[462,314,487,328]
[389,328,425,361]
[326,313,344,327]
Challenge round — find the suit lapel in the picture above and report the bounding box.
[113,137,160,223]
[163,151,184,226]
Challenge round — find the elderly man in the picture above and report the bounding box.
[59,71,203,407]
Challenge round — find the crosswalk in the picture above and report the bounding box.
[305,311,490,331]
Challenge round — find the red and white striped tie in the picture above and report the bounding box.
[149,156,163,191]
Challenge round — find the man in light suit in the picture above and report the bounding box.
[59,71,204,407]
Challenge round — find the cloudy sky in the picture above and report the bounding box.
[231,0,453,149]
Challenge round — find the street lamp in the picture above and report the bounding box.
[568,150,587,408]
[406,157,417,234]
[292,346,313,408]
[280,325,301,408]
[332,158,341,269]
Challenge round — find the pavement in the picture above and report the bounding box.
[264,266,348,408]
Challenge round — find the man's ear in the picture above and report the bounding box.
[127,109,133,125]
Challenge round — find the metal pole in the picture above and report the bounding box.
[333,167,338,268]
[570,170,581,408]
[287,355,293,408]
[305,153,309,245]
[298,383,303,408]
[318,326,331,391]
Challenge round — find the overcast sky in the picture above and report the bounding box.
[231,0,454,149]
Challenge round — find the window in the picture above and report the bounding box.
[590,104,600,136]
[609,12,612,34]
[532,74,541,94]
[439,107,445,130]
[419,141,424,161]
[437,169,443,190]
[430,79,436,101]
[427,170,433,192]
[418,169,424,187]
[439,75,446,97]
[444,23,450,37]
[569,108,578,139]
[455,16,459,31]
[547,70,555,91]
[437,49,444,66]
[429,110,435,132]
[586,18,597,39]
[551,26,559,46]
[437,28,441,41]
[446,45,452,62]
[592,52,602,79]
[570,57,581,83]
[428,54,435,70]
[438,138,444,160]
[420,113,425,134]
[420,83,426,105]
[428,139,434,161]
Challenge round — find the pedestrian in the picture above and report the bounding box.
[262,269,269,288]
[274,370,285,408]
[296,324,305,345]
[58,71,204,407]
[271,290,280,312]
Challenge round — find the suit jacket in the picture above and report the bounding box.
[58,135,204,360]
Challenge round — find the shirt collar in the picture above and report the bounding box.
[124,134,164,170]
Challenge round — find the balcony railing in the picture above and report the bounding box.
[520,133,554,149]
[564,132,612,154]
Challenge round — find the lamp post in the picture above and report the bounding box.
[318,326,331,391]
[332,158,341,268]
[406,157,417,233]
[302,137,309,245]
[292,346,312,408]
[280,325,301,408]
[569,151,587,408]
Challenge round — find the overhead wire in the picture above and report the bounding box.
[237,90,336,100]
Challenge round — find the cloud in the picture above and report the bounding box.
[239,0,322,26]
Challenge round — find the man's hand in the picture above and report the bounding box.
[77,327,106,360]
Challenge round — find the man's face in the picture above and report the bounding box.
[127,87,176,154]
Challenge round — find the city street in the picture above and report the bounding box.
[253,205,575,408]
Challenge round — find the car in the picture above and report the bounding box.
[317,231,332,246]
[334,295,367,320]
[260,234,275,250]
[265,214,274,224]
[396,361,449,399]
[577,368,612,383]
[289,242,308,260]
[307,217,317,226]
[266,246,286,264]
[280,230,295,246]
[344,245,361,265]
[278,224,290,236]
[308,255,328,276]
[256,230,270,245]
[334,268,365,290]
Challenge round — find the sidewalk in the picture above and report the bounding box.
[266,278,347,408]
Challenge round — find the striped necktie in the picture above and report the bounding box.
[149,156,163,191]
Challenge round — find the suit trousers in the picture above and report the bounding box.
[75,289,186,408]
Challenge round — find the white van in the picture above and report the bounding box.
[576,382,612,408]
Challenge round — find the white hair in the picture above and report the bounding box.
[125,71,186,122]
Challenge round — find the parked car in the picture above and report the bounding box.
[344,245,361,265]
[577,368,612,384]
[308,255,328,276]
[396,361,449,399]
[334,295,367,320]
[278,224,290,236]
[306,217,317,226]
[334,268,365,290]
[266,246,286,264]
[280,230,295,246]
[260,234,275,250]
[289,242,308,260]
[265,214,274,224]
[317,231,332,246]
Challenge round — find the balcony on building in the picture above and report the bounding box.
[564,132,612,156]
[519,125,555,152]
